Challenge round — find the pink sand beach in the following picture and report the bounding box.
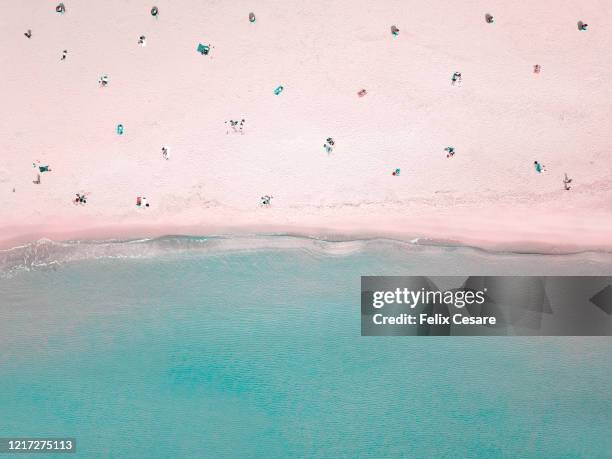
[1,0,611,252]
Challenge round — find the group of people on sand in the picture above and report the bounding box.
[324,137,335,154]
[136,196,150,208]
[260,195,273,207]
[225,119,245,135]
[74,193,88,205]
[534,161,573,190]
[22,9,583,215]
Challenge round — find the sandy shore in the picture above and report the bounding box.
[2,1,611,253]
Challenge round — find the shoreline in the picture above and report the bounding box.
[2,206,612,255]
[3,230,612,281]
[3,232,612,257]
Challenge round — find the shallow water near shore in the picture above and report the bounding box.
[1,237,611,457]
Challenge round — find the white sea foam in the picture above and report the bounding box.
[0,235,384,277]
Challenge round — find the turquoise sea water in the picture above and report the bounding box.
[1,237,611,458]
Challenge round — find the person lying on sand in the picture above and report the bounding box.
[451,72,462,85]
[563,173,573,190]
[260,195,273,207]
[444,146,455,158]
[534,161,546,173]
[138,36,147,46]
[162,146,170,160]
[32,174,41,185]
[61,50,67,60]
[24,29,32,39]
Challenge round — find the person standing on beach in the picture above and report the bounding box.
[451,72,462,85]
[563,173,573,190]
[61,50,68,60]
